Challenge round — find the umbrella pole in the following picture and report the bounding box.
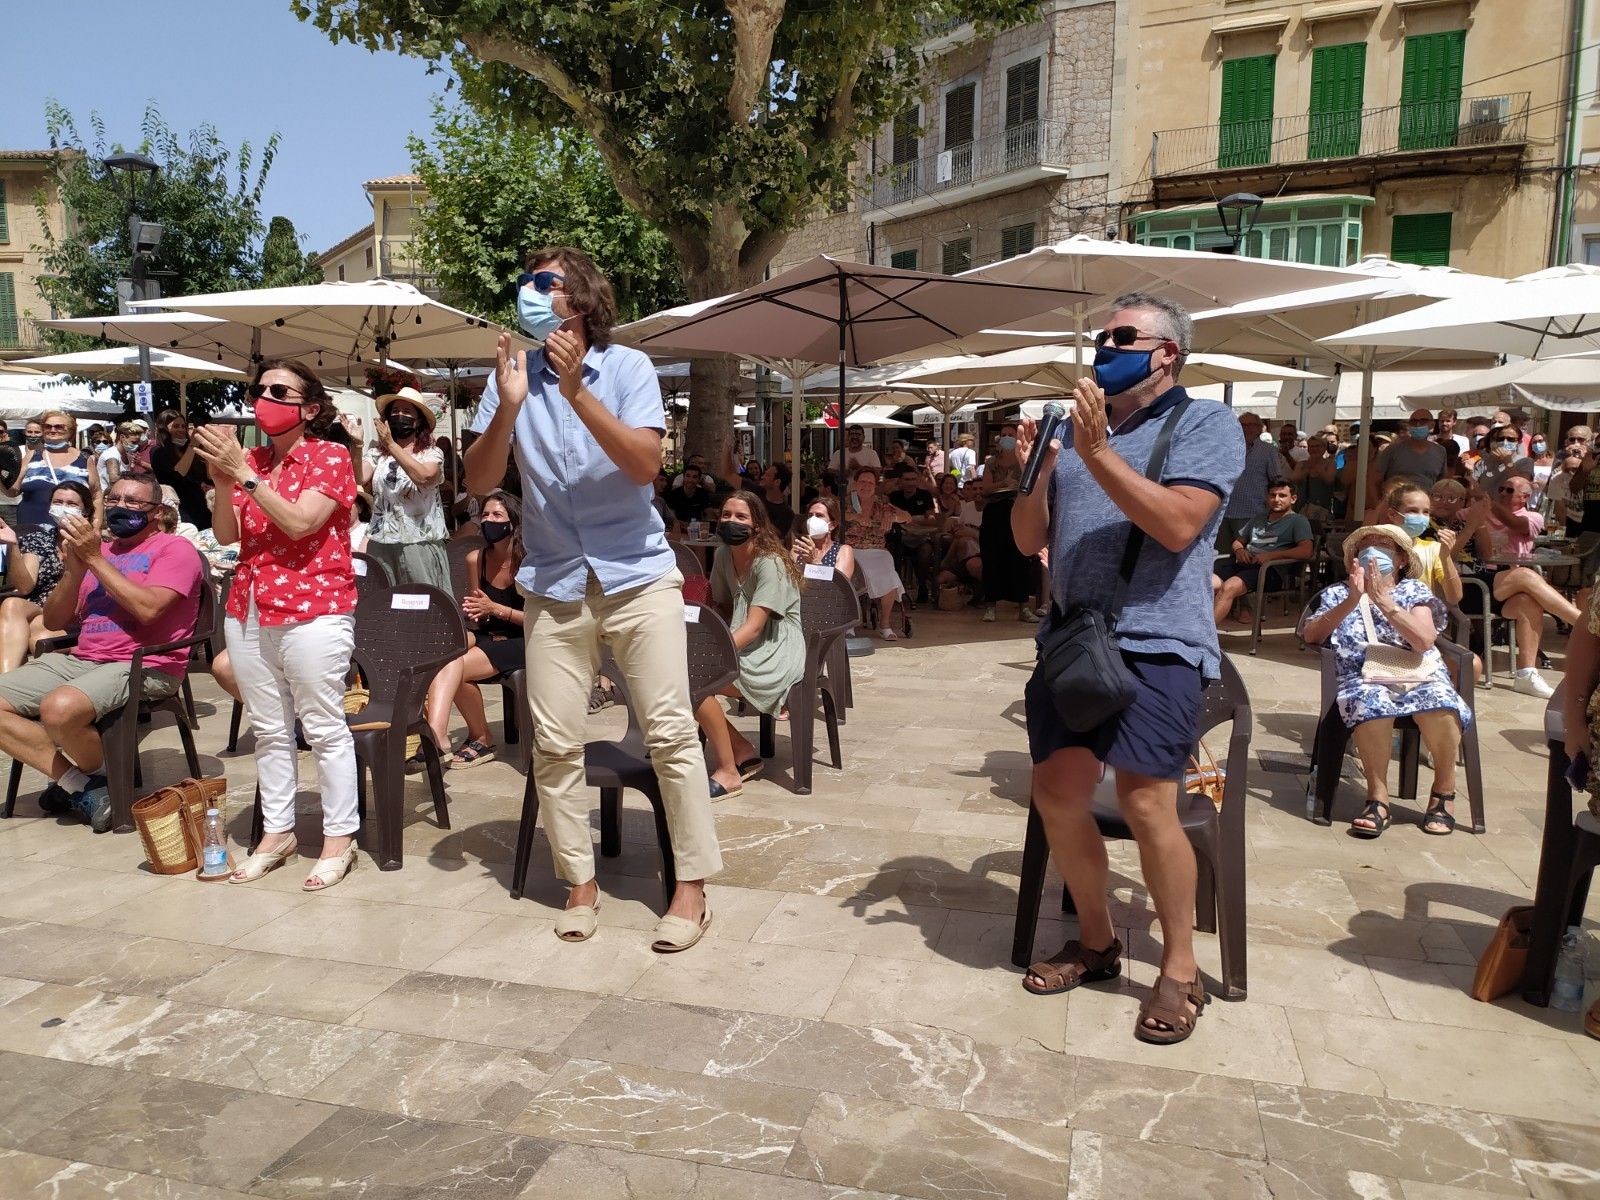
[1353,361,1375,522]
[449,367,461,499]
[791,373,803,513]
[837,314,847,486]
[179,380,187,419]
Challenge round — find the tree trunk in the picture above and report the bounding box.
[678,253,764,468]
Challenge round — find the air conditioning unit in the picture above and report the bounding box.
[1463,96,1512,144]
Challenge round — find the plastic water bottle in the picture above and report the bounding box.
[688,519,702,541]
[200,808,228,878]
[1552,926,1587,1013]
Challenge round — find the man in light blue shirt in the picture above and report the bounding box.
[466,246,720,952]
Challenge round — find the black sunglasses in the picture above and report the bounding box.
[516,270,565,293]
[249,383,305,402]
[1095,325,1170,350]
[1498,486,1522,495]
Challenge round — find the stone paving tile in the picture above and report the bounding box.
[166,950,406,1023]
[0,1147,251,1200]
[825,955,1069,1051]
[345,969,601,1050]
[1072,1057,1266,1159]
[517,1142,908,1199]
[1494,1116,1600,1200]
[0,862,174,923]
[0,1050,124,1146]
[229,895,495,971]
[627,939,855,1020]
[0,918,219,997]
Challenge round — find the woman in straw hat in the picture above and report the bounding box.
[359,386,450,592]
[1301,523,1472,838]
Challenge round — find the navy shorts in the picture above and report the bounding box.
[1214,561,1287,593]
[1025,651,1205,781]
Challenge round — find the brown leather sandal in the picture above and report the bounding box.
[1135,975,1207,1045]
[1022,937,1123,996]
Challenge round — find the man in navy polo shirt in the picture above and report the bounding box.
[1013,292,1243,1046]
[466,246,720,953]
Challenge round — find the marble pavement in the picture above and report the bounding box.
[0,611,1597,1199]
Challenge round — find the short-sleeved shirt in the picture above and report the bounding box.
[710,548,805,715]
[150,442,213,531]
[1477,456,1536,497]
[846,446,881,473]
[17,451,93,528]
[843,494,895,551]
[949,446,976,480]
[73,531,204,678]
[96,445,129,489]
[1487,509,1543,561]
[1237,511,1313,557]
[890,488,937,523]
[472,343,672,602]
[666,483,715,524]
[1376,440,1447,490]
[18,527,63,605]
[1410,538,1448,597]
[1046,386,1243,681]
[366,444,447,544]
[226,438,358,626]
[1226,441,1285,518]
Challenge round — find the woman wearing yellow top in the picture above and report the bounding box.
[1379,481,1463,608]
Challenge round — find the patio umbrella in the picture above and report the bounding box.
[1189,255,1502,516]
[15,346,246,419]
[627,254,1085,492]
[1324,264,1600,359]
[38,311,355,379]
[1399,353,1600,413]
[806,404,913,428]
[896,343,1324,394]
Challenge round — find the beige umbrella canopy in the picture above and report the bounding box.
[39,311,340,375]
[15,347,246,383]
[895,343,1323,393]
[1400,353,1600,413]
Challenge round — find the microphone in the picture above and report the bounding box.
[1019,402,1067,496]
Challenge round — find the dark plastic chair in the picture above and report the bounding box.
[1524,682,1600,1006]
[508,602,740,906]
[4,547,215,831]
[673,541,707,579]
[1295,590,1486,833]
[758,569,859,794]
[851,563,913,639]
[248,582,467,870]
[1247,559,1312,656]
[1010,653,1253,1001]
[500,670,531,773]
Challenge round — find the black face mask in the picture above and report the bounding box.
[386,416,420,440]
[479,519,513,545]
[717,520,753,546]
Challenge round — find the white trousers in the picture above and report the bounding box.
[228,604,359,837]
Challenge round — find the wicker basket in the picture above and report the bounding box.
[131,776,229,875]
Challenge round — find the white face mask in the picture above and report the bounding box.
[805,515,830,539]
[49,504,83,525]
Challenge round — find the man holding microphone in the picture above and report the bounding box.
[1011,292,1242,1046]
[465,247,720,952]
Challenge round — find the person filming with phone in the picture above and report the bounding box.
[1010,293,1242,1047]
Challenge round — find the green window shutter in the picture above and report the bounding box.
[1005,59,1040,129]
[0,273,18,347]
[1218,55,1276,168]
[890,248,919,270]
[1308,42,1366,158]
[941,238,971,275]
[0,180,9,244]
[892,107,920,165]
[1391,212,1452,265]
[1399,30,1465,150]
[944,84,975,148]
[1000,223,1036,259]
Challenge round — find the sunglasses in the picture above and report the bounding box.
[1094,325,1170,350]
[516,270,565,293]
[248,383,305,402]
[1498,486,1524,495]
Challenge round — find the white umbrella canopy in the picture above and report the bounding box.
[39,311,369,381]
[807,404,912,429]
[894,343,1323,393]
[1400,353,1600,413]
[15,347,245,383]
[1324,264,1600,360]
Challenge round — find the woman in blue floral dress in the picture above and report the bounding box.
[1303,524,1471,838]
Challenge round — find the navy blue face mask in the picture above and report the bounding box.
[1092,345,1157,396]
[105,507,150,540]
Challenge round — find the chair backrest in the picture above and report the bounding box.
[351,583,468,725]
[673,542,707,579]
[1197,653,1254,837]
[683,603,740,705]
[801,568,862,646]
[350,551,392,606]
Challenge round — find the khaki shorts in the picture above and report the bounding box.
[0,653,182,721]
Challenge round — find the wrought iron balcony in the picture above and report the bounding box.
[868,118,1073,213]
[1151,93,1529,179]
[0,315,45,352]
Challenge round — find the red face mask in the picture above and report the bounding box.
[254,397,305,437]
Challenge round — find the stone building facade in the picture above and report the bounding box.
[0,149,74,360]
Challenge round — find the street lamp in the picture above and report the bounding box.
[1215,192,1265,255]
[104,152,162,400]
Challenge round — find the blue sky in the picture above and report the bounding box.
[1,2,448,254]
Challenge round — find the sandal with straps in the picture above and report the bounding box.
[450,739,497,769]
[1350,799,1391,840]
[1422,792,1456,836]
[1135,975,1207,1045]
[1022,937,1123,996]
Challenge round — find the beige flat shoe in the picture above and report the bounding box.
[651,906,712,953]
[555,899,600,941]
[302,847,357,892]
[229,835,297,884]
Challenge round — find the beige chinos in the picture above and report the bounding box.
[522,567,722,885]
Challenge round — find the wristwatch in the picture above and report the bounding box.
[241,476,260,494]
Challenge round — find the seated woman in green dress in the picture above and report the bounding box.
[696,492,806,799]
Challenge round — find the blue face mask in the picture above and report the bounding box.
[1357,546,1395,576]
[1399,513,1430,537]
[1408,425,1432,440]
[1092,345,1156,396]
[105,507,150,540]
[516,285,565,341]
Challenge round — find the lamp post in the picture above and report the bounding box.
[103,153,162,404]
[1215,191,1265,255]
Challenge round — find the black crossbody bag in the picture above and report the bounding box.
[1033,397,1193,733]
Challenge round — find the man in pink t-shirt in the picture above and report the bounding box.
[0,471,203,831]
[1478,473,1581,697]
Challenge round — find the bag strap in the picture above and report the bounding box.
[1109,396,1195,621]
[1357,594,1380,643]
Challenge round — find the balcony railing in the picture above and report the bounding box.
[1151,93,1529,178]
[0,316,45,352]
[869,118,1072,210]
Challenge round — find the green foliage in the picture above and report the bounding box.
[261,216,326,287]
[407,102,682,325]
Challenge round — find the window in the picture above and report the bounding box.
[1132,196,1371,266]
[1218,54,1276,168]
[1584,235,1600,266]
[890,248,919,270]
[1006,59,1040,129]
[1308,42,1366,159]
[1000,223,1036,259]
[1399,30,1465,150]
[0,180,8,244]
[893,107,921,165]
[364,246,375,270]
[941,82,976,186]
[337,263,346,281]
[0,273,17,347]
[1391,212,1452,266]
[941,237,972,275]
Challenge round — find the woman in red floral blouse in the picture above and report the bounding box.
[193,360,361,893]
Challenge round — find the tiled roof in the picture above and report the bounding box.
[0,149,66,160]
[364,173,424,187]
[316,225,373,262]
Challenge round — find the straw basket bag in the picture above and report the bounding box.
[131,776,229,876]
